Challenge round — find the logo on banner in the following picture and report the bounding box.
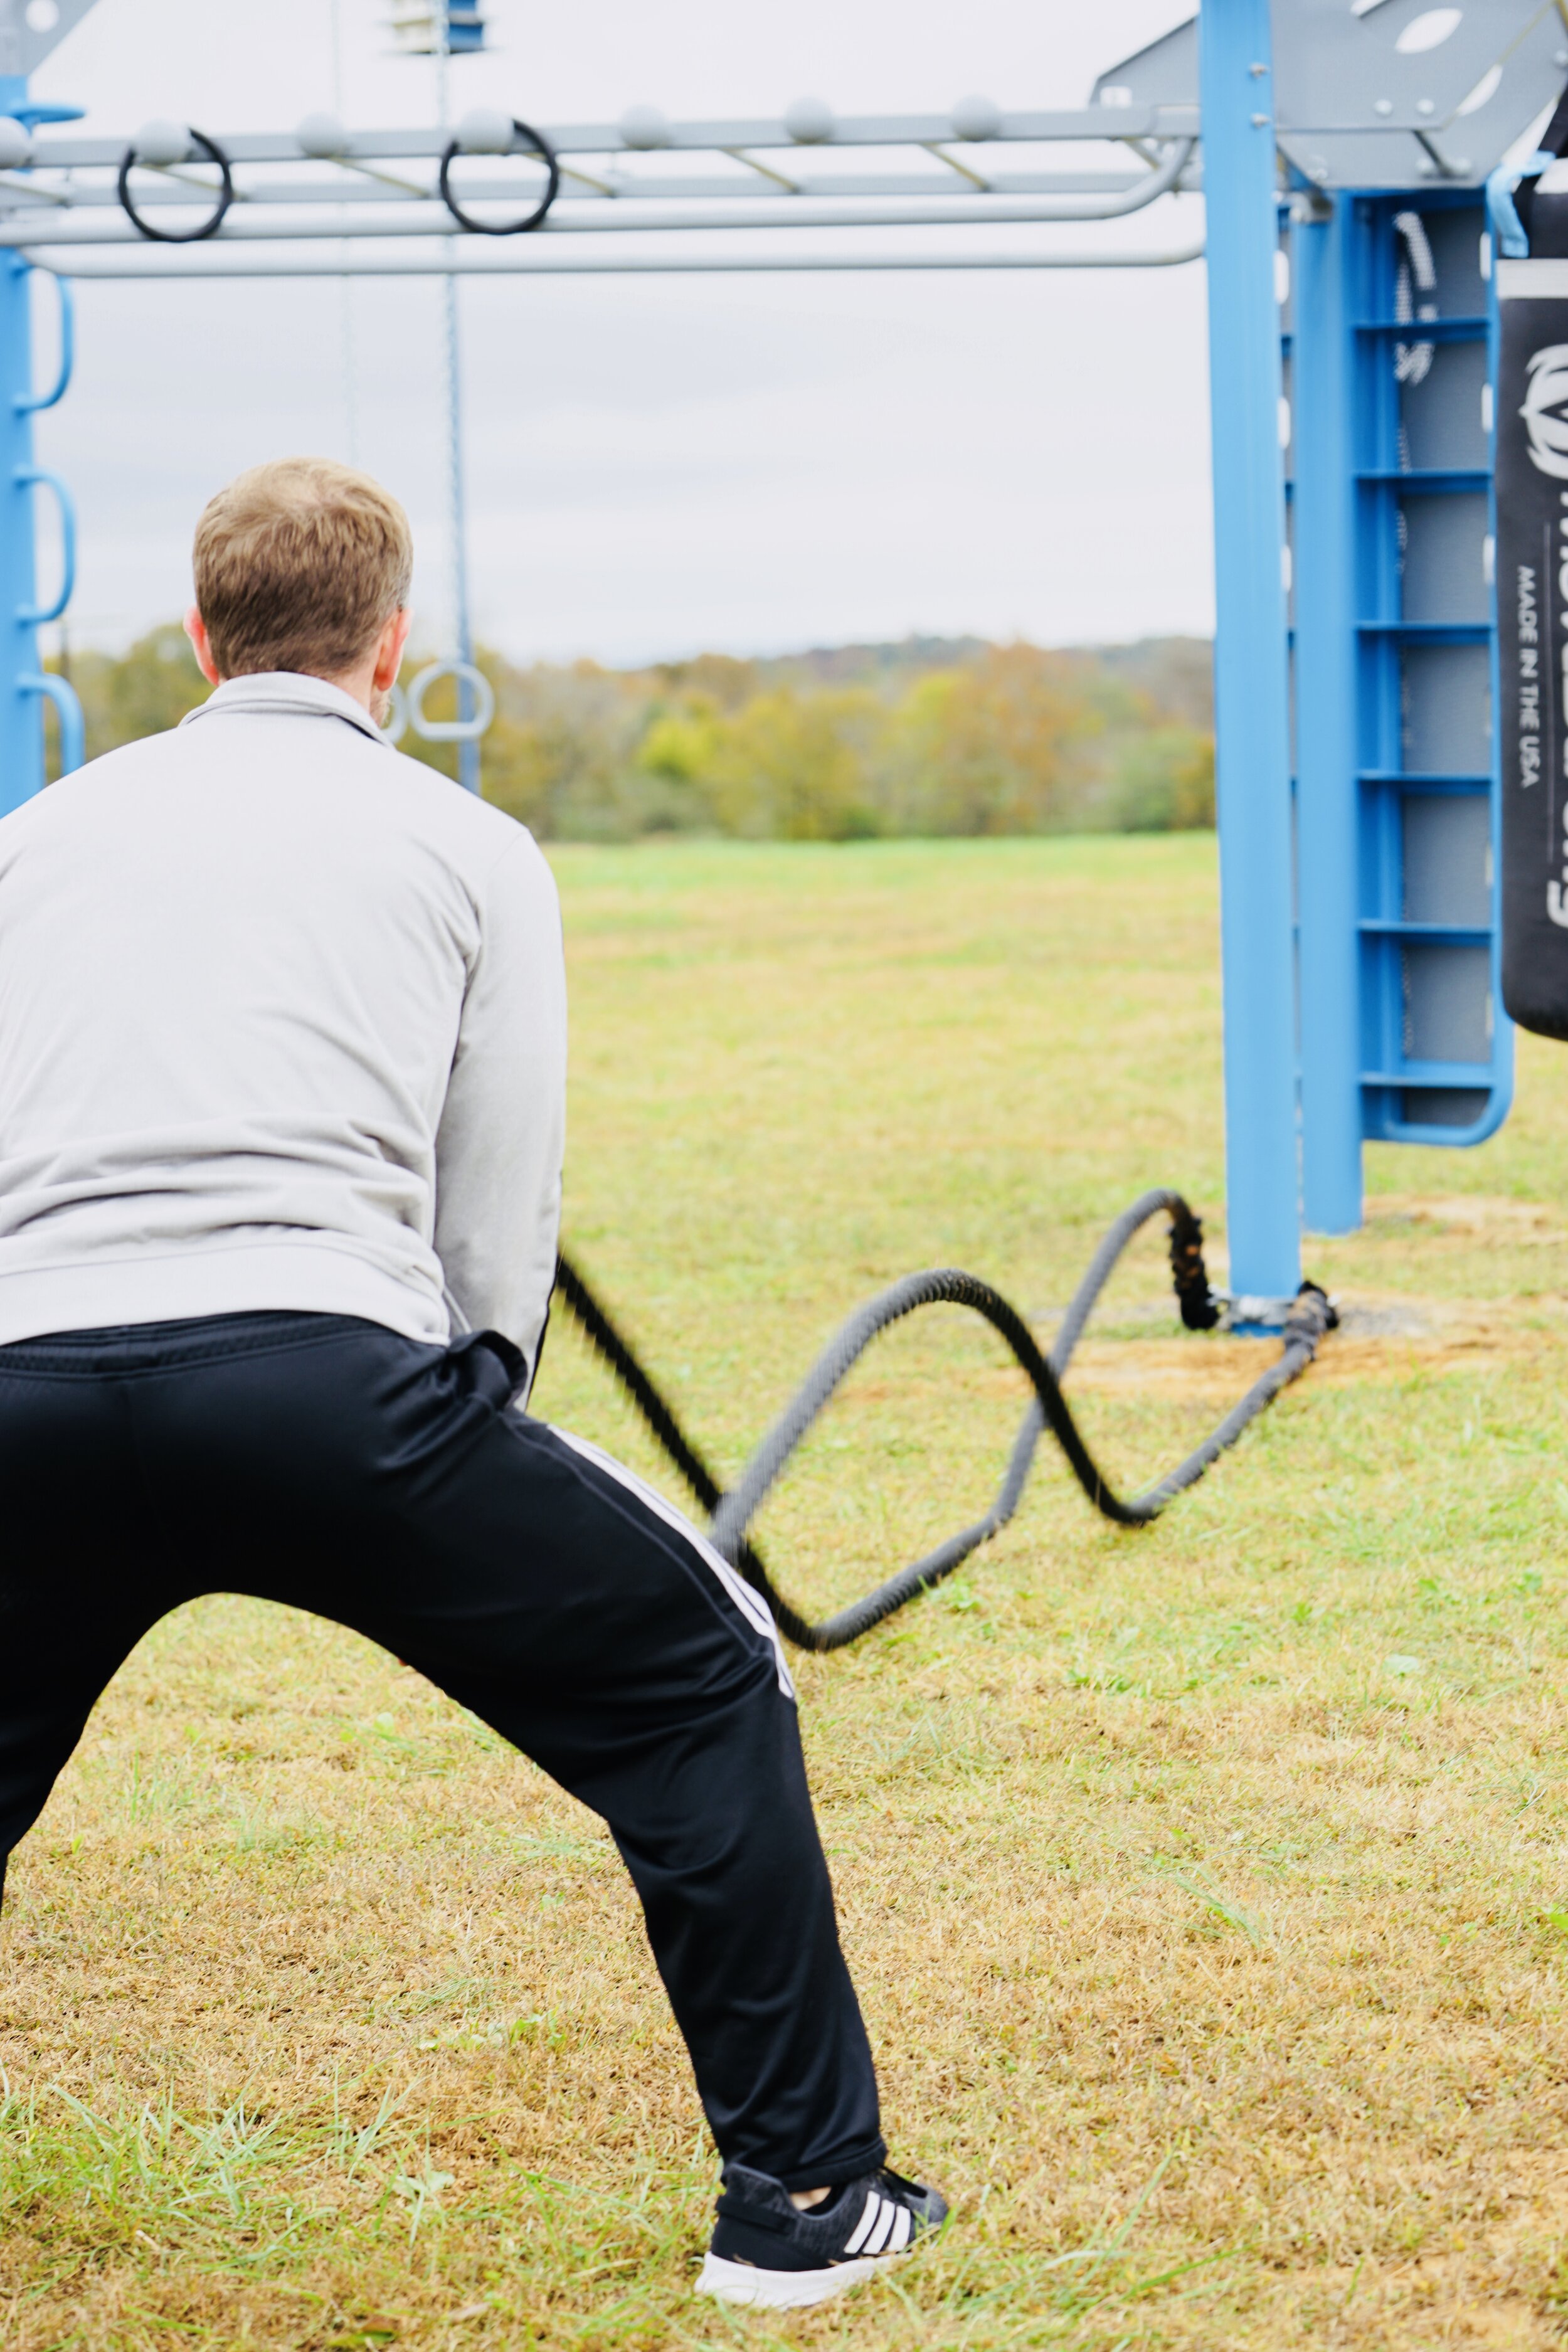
[1522,346,1568,478]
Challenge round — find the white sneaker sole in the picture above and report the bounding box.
[696,2250,885,2309]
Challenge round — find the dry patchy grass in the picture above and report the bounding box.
[7,836,1568,2348]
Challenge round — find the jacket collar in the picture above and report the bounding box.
[179,671,390,746]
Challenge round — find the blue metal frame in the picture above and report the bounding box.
[1292,194,1364,1234]
[1198,0,1302,1305]
[20,667,83,771]
[16,467,75,624]
[16,273,72,416]
[1290,190,1510,1204]
[0,73,82,814]
[1355,201,1509,1150]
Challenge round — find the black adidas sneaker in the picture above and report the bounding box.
[697,2161,948,2308]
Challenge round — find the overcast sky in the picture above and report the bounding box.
[25,0,1209,664]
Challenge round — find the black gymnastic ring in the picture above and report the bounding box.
[438,117,559,235]
[117,129,234,244]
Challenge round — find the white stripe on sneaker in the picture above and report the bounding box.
[863,2197,898,2257]
[887,2203,913,2252]
[551,1425,793,1696]
[842,2190,880,2255]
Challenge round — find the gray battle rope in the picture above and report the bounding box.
[553,1189,1335,1652]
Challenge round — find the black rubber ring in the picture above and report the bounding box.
[117,129,234,244]
[438,117,559,235]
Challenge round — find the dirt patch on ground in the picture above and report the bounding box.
[1368,1194,1568,1244]
[1061,1293,1557,1403]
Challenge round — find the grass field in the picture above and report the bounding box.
[7,833,1568,2350]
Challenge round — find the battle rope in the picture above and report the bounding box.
[554,1189,1335,1652]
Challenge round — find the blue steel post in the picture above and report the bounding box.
[1198,0,1301,1303]
[1292,193,1364,1233]
[0,74,80,809]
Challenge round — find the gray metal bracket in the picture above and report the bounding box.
[0,0,102,82]
[1094,2,1568,190]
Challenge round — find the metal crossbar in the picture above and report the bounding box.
[0,107,1202,278]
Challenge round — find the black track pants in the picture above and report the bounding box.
[0,1310,884,2189]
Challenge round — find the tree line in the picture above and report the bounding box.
[48,627,1216,839]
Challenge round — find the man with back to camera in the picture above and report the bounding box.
[0,458,945,2309]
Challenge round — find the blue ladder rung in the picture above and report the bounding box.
[1358,770,1491,787]
[1353,315,1488,342]
[1355,468,1490,491]
[1355,620,1490,640]
[1357,919,1491,941]
[1361,1062,1498,1088]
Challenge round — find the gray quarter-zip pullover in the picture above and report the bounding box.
[0,672,566,1376]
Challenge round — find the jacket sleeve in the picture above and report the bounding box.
[433,827,566,1388]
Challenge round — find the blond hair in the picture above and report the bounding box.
[192,457,413,680]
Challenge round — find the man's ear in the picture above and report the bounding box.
[373,607,413,695]
[184,605,221,687]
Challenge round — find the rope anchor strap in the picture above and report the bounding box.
[554,1189,1337,1653]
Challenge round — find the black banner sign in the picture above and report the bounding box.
[1498,216,1568,1039]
